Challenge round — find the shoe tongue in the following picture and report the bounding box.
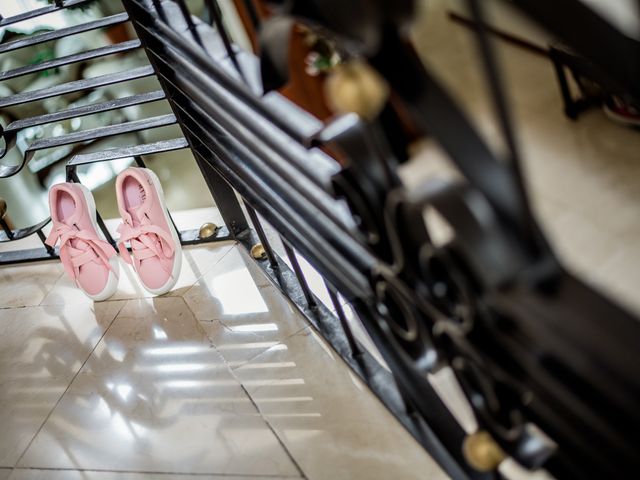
[54,186,85,226]
[128,205,147,227]
[64,211,82,226]
[59,201,83,227]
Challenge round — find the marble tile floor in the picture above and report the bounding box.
[0,240,447,480]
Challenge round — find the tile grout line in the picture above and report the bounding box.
[176,245,312,479]
[177,294,309,373]
[181,290,309,480]
[10,466,303,478]
[177,301,308,478]
[0,261,64,310]
[12,299,127,468]
[149,292,307,479]
[37,264,67,307]
[229,327,312,388]
[224,322,310,370]
[176,242,238,300]
[182,239,358,479]
[227,362,309,480]
[187,271,312,369]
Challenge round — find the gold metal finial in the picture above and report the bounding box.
[462,431,506,472]
[324,60,389,121]
[251,243,267,260]
[198,222,219,239]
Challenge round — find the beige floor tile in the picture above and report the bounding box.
[0,469,10,480]
[183,244,309,366]
[543,209,624,276]
[167,242,235,297]
[8,469,300,480]
[182,247,278,325]
[19,297,299,477]
[234,328,448,480]
[37,272,98,309]
[0,301,124,466]
[199,284,308,368]
[0,262,63,308]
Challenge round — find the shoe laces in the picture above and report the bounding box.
[117,215,175,274]
[46,223,116,280]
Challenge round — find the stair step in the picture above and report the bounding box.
[0,40,142,81]
[6,90,165,134]
[0,0,93,28]
[0,65,155,108]
[68,137,189,167]
[25,113,177,161]
[0,12,129,54]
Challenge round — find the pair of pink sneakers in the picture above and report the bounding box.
[46,167,182,300]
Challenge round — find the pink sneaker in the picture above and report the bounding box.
[115,167,182,295]
[46,183,119,301]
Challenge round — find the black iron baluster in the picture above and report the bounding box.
[36,230,55,255]
[282,240,316,309]
[151,0,168,22]
[0,218,14,240]
[0,66,155,109]
[205,0,248,83]
[325,281,362,357]
[466,0,536,245]
[174,0,204,47]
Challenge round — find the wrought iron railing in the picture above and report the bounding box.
[0,1,232,261]
[1,1,639,479]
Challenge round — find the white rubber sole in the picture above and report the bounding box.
[76,184,119,302]
[131,168,182,296]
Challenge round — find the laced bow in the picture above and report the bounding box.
[117,218,175,274]
[45,224,116,280]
